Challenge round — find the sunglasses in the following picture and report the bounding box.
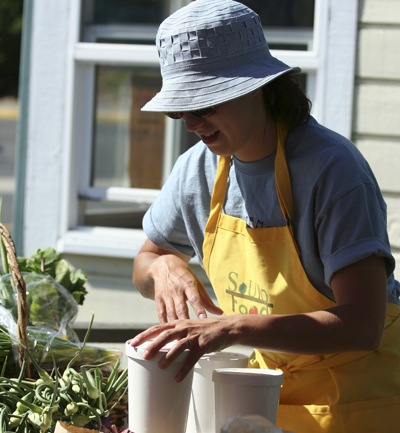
[163,106,216,120]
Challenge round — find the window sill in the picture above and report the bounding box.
[57,226,147,259]
[57,225,202,266]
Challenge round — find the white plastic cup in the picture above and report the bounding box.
[213,368,284,433]
[221,415,290,433]
[125,340,194,433]
[186,352,249,433]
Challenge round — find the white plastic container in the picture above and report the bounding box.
[186,352,249,433]
[125,340,194,433]
[213,368,284,433]
[221,415,294,433]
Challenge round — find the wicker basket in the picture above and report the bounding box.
[0,222,31,377]
[0,223,128,431]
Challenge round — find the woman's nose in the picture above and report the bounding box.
[181,113,205,132]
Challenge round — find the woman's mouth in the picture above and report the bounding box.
[200,131,219,144]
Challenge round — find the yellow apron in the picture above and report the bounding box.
[202,125,400,432]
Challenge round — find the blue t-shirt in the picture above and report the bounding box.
[143,117,400,304]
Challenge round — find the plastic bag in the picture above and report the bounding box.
[0,272,122,374]
[0,304,17,334]
[0,306,18,375]
[0,272,79,341]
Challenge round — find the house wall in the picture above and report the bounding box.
[353,0,400,273]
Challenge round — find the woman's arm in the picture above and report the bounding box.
[130,254,388,381]
[133,238,223,322]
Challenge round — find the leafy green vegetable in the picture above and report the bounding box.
[17,248,88,305]
[0,327,127,433]
[0,323,15,376]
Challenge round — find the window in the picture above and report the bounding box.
[56,0,357,257]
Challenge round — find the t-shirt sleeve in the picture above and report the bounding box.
[141,142,216,261]
[317,181,395,286]
[143,202,196,257]
[142,159,197,257]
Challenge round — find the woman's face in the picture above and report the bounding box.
[180,90,276,162]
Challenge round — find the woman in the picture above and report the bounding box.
[130,1,400,431]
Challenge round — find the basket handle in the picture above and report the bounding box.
[0,223,31,378]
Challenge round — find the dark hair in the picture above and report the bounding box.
[263,73,312,132]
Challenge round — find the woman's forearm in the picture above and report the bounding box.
[132,251,160,299]
[232,305,384,354]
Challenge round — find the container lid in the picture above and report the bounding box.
[198,352,249,363]
[212,368,284,386]
[125,339,189,362]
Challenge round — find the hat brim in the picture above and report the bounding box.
[141,64,301,112]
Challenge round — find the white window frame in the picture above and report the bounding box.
[54,0,358,259]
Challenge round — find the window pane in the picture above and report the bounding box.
[81,0,171,43]
[241,0,314,28]
[82,0,315,49]
[83,0,169,25]
[91,65,198,191]
[80,199,148,229]
[92,66,165,189]
[241,0,315,51]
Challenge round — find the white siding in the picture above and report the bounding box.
[354,83,400,136]
[357,27,400,79]
[353,0,400,274]
[358,0,400,24]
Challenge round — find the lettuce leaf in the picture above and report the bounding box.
[17,247,88,305]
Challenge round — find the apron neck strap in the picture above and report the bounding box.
[275,123,293,224]
[206,155,231,235]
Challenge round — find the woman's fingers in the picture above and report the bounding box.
[130,316,234,382]
[198,285,224,316]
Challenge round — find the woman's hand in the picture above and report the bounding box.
[129,316,237,382]
[133,239,223,322]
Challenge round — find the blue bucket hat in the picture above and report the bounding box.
[141,0,300,112]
